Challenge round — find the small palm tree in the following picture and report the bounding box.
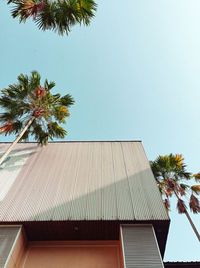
[150,154,200,242]
[7,0,97,35]
[0,71,74,165]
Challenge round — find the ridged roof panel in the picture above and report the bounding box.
[0,141,169,221]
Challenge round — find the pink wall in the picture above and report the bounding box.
[22,241,121,268]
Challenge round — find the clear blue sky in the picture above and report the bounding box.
[0,0,200,261]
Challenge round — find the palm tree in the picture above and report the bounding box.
[7,0,97,35]
[0,71,74,165]
[150,154,200,242]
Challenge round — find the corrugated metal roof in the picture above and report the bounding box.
[0,141,169,222]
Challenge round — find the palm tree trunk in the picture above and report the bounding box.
[174,190,200,242]
[0,117,34,166]
[184,210,200,242]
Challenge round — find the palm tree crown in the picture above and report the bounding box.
[0,71,74,145]
[151,154,200,242]
[7,0,97,35]
[150,154,200,214]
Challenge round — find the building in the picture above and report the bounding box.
[0,141,170,267]
[164,262,200,268]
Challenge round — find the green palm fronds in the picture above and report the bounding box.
[150,154,200,214]
[0,71,74,145]
[8,0,97,35]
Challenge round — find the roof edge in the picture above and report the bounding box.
[0,140,142,144]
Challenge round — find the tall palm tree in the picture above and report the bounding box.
[7,0,97,35]
[0,71,74,165]
[150,154,200,242]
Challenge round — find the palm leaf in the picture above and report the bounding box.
[194,173,200,182]
[191,185,200,195]
[9,0,97,35]
[189,194,200,213]
[0,71,74,145]
[177,199,187,214]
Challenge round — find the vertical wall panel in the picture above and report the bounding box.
[121,225,164,268]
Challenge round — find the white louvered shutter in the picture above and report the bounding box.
[121,225,164,268]
[0,227,20,268]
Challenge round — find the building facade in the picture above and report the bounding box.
[0,141,169,267]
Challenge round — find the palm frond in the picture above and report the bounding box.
[12,120,23,134]
[163,198,170,211]
[177,199,187,214]
[194,173,200,182]
[0,112,16,122]
[0,121,13,135]
[189,194,200,213]
[44,79,55,91]
[191,185,200,195]
[0,71,74,145]
[8,0,97,35]
[29,71,41,90]
[48,122,67,139]
[60,94,75,106]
